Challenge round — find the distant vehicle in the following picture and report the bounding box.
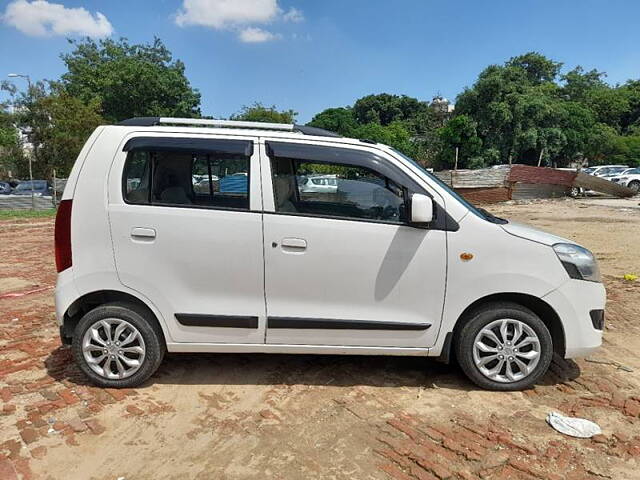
[299,174,338,193]
[582,165,629,177]
[610,167,640,193]
[12,180,52,196]
[0,181,12,194]
[600,167,635,180]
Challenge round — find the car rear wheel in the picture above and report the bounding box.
[455,302,553,391]
[569,186,580,198]
[628,180,640,194]
[72,302,165,388]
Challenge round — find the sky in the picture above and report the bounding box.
[1,0,640,123]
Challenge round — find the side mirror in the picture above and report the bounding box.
[411,193,434,224]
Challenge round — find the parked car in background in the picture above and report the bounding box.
[0,181,12,194]
[12,180,52,196]
[299,174,338,194]
[610,167,640,193]
[583,165,629,177]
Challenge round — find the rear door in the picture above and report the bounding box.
[261,140,447,348]
[108,133,266,344]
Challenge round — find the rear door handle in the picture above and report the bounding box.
[131,227,156,239]
[281,237,307,250]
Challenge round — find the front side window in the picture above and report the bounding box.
[269,145,407,224]
[123,139,251,210]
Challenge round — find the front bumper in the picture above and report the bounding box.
[542,279,606,358]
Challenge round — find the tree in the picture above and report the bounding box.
[506,52,562,85]
[0,81,25,178]
[351,121,417,156]
[437,115,482,168]
[59,37,201,122]
[352,94,431,129]
[230,102,297,124]
[13,83,104,178]
[307,107,358,136]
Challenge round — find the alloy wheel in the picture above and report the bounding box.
[82,318,146,379]
[472,318,541,383]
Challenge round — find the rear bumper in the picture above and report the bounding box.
[54,268,79,327]
[542,279,606,358]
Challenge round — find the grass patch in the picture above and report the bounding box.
[0,209,57,220]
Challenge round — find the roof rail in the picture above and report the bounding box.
[117,117,341,138]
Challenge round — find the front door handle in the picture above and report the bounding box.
[281,237,307,250]
[131,227,156,239]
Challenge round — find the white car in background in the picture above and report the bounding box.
[299,174,338,193]
[610,167,640,193]
[583,165,629,177]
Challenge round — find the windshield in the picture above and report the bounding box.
[390,148,506,223]
[16,181,46,191]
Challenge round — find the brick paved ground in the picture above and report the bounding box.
[1,199,639,479]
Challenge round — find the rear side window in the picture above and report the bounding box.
[122,138,252,210]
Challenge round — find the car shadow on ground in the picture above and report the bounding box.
[44,346,581,392]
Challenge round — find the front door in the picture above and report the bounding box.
[108,134,266,344]
[262,140,447,348]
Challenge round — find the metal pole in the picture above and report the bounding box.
[52,169,57,207]
[28,156,35,210]
[454,146,459,171]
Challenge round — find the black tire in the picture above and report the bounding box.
[568,186,580,198]
[72,302,165,388]
[628,180,640,194]
[455,302,553,391]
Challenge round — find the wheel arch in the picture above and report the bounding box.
[61,289,167,345]
[441,292,565,363]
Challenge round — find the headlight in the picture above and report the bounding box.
[553,243,601,282]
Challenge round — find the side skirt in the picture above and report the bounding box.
[166,342,432,356]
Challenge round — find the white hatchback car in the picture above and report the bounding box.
[55,118,605,391]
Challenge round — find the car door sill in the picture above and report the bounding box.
[166,342,432,356]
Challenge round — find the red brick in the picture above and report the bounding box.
[2,404,16,415]
[58,389,79,405]
[85,419,106,435]
[30,446,47,459]
[624,399,640,417]
[52,421,66,432]
[379,463,414,480]
[105,388,128,401]
[67,417,88,433]
[415,457,453,479]
[126,405,144,416]
[0,458,18,480]
[0,387,12,403]
[19,428,38,444]
[0,440,22,459]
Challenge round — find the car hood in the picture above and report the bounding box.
[500,222,574,247]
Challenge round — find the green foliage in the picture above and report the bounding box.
[0,83,24,178]
[437,115,482,168]
[230,102,297,124]
[13,83,104,177]
[59,37,201,122]
[307,107,358,136]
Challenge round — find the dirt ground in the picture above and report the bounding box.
[1,197,640,480]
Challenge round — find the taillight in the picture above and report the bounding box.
[55,199,73,273]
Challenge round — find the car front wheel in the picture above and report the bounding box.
[455,302,553,390]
